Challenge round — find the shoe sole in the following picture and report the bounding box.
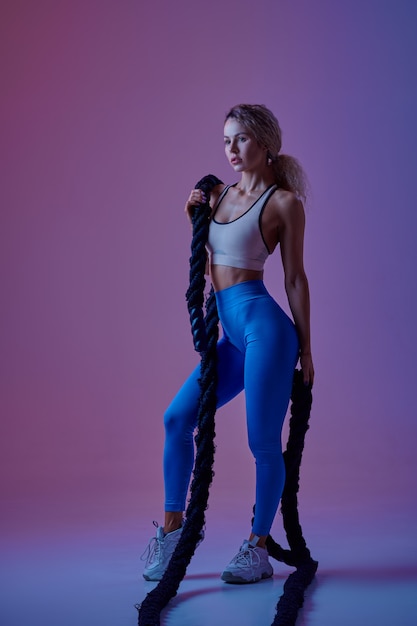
[221,570,273,584]
[143,573,162,581]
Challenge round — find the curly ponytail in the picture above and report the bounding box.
[272,154,308,202]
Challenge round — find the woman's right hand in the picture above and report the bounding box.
[184,189,207,221]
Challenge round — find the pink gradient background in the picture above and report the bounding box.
[1,1,417,624]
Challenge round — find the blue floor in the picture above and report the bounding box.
[1,493,416,626]
[137,506,417,626]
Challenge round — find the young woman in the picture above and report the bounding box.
[142,104,314,584]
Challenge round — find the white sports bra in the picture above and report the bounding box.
[206,184,277,271]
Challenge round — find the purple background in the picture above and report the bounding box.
[1,0,416,556]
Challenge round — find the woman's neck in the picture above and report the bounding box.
[235,169,275,194]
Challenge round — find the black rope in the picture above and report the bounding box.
[185,174,223,353]
[136,175,317,626]
[137,174,222,626]
[266,370,318,625]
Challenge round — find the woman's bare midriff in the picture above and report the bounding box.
[210,264,264,292]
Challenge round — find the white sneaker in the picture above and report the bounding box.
[221,539,273,584]
[141,523,183,581]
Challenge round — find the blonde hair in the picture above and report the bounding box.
[225,104,308,201]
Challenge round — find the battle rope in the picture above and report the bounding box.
[136,174,317,626]
[264,369,318,625]
[137,174,223,626]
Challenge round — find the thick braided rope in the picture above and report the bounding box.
[137,175,222,626]
[186,174,223,353]
[267,369,318,625]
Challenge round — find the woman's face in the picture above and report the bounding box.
[223,118,266,173]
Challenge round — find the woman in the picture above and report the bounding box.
[142,104,314,584]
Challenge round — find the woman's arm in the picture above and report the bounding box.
[278,193,314,386]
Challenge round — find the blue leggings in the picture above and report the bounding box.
[163,280,299,536]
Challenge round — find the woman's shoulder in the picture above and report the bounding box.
[268,187,305,229]
[270,187,304,212]
[209,183,228,208]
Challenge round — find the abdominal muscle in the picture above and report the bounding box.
[209,264,263,292]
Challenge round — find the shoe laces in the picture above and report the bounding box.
[140,521,162,567]
[231,543,261,569]
[140,536,162,566]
